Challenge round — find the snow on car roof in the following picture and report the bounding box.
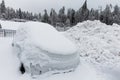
[18,22,77,55]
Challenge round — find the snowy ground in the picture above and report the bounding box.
[0,38,106,80]
[0,38,32,80]
[0,20,120,80]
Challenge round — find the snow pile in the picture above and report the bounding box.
[13,22,80,76]
[65,20,120,69]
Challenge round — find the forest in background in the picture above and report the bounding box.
[0,0,120,27]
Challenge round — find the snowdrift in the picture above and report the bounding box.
[65,20,120,69]
[13,22,79,76]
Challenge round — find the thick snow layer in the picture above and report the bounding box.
[65,20,120,70]
[0,20,24,30]
[13,22,79,75]
[41,60,106,80]
[15,22,77,55]
[0,38,107,80]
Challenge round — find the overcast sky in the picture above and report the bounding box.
[2,0,120,13]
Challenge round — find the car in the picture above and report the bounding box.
[12,22,80,76]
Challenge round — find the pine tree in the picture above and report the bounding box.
[38,13,41,21]
[58,6,67,24]
[74,10,81,23]
[65,18,70,27]
[113,5,119,15]
[103,5,113,25]
[0,0,6,18]
[18,8,22,19]
[74,0,89,23]
[82,0,87,11]
[1,0,6,13]
[89,8,99,20]
[67,9,75,25]
[42,9,49,23]
[88,8,95,20]
[0,24,2,29]
[49,8,58,26]
[81,0,89,21]
[113,5,120,24]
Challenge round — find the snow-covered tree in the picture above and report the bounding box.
[6,7,16,19]
[88,8,95,20]
[49,8,58,26]
[18,8,22,19]
[75,0,89,23]
[0,0,6,18]
[102,5,113,25]
[38,13,41,21]
[58,6,67,24]
[42,9,49,23]
[81,0,89,21]
[67,9,75,25]
[112,5,120,24]
[65,18,71,27]
[74,10,81,23]
[113,5,119,15]
[1,0,6,14]
[89,8,99,20]
[0,24,2,29]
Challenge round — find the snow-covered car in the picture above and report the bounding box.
[12,22,80,76]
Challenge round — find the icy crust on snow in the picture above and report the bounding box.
[13,22,79,75]
[65,20,120,68]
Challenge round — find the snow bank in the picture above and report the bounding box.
[13,22,79,76]
[65,20,120,69]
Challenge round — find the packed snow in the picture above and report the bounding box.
[65,20,120,74]
[13,22,80,76]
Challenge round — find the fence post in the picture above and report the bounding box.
[0,29,16,37]
[4,29,6,37]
